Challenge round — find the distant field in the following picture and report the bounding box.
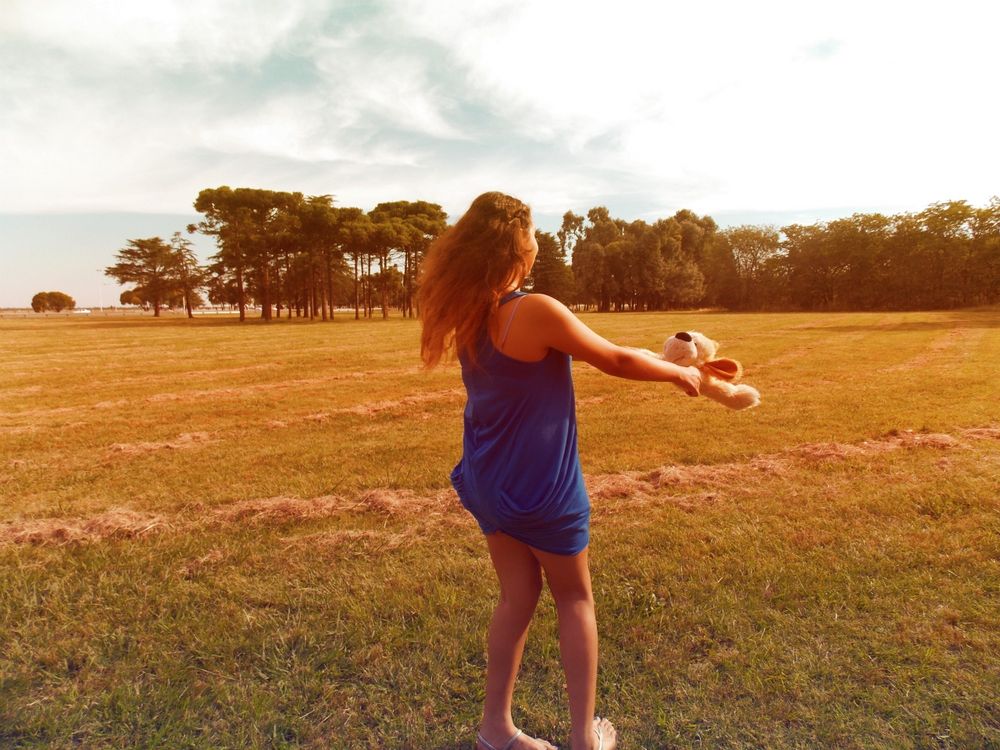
[0,308,357,318]
[1,309,999,748]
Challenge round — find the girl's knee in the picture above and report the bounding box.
[499,575,543,607]
[540,563,593,607]
[550,586,594,611]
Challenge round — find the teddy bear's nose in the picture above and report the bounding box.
[675,332,692,342]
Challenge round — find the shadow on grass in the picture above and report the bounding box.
[795,311,1000,333]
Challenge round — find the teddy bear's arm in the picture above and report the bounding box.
[701,377,760,410]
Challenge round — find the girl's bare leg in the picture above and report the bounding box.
[479,532,556,750]
[530,545,617,750]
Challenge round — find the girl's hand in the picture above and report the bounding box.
[675,366,701,397]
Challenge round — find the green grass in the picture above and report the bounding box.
[1,309,999,748]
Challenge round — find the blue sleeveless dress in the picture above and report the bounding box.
[450,290,590,555]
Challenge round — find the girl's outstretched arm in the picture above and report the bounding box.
[521,294,702,396]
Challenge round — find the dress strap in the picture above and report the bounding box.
[499,294,527,350]
[499,289,525,306]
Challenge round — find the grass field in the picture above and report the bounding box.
[1,308,999,749]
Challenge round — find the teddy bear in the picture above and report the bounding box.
[642,331,760,410]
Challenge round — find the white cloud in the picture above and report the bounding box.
[0,0,997,219]
[390,0,1000,212]
[0,0,328,69]
[309,38,466,141]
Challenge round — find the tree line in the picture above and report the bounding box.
[104,189,999,318]
[707,199,1000,310]
[540,198,1000,312]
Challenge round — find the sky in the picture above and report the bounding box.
[1,0,998,308]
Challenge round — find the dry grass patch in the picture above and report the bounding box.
[289,387,464,421]
[0,384,43,397]
[643,455,790,487]
[0,509,169,545]
[5,367,423,418]
[338,387,464,416]
[793,428,962,460]
[588,473,651,499]
[591,424,993,516]
[279,527,417,555]
[0,489,462,547]
[210,494,346,524]
[92,398,129,409]
[177,547,227,578]
[106,431,215,456]
[5,423,996,547]
[961,426,1000,440]
[0,425,37,435]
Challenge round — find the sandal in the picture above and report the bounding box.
[593,717,606,750]
[476,729,523,750]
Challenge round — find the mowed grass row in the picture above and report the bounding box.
[2,308,998,517]
[1,309,999,748]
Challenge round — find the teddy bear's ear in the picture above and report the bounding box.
[702,358,742,381]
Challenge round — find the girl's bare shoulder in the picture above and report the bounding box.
[521,293,568,315]
[521,293,578,327]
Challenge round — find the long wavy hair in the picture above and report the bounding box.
[419,191,533,368]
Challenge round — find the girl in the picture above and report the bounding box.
[419,192,701,750]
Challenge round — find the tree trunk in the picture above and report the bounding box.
[379,252,389,319]
[325,252,334,321]
[366,255,373,318]
[236,265,246,323]
[274,259,282,319]
[320,263,328,322]
[261,260,272,321]
[403,248,411,318]
[353,254,360,320]
[321,282,328,320]
[412,251,421,318]
[306,275,313,320]
[310,268,318,320]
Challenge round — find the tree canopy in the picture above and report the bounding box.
[567,208,713,311]
[188,187,447,322]
[104,238,177,317]
[565,199,999,311]
[31,291,76,313]
[527,230,575,303]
